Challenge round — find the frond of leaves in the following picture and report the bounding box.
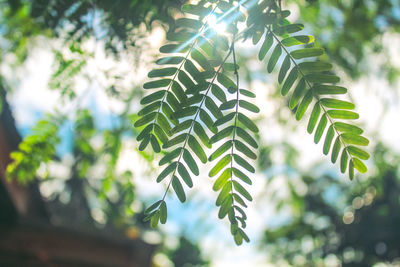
[247,6,369,180]
[208,59,259,245]
[138,1,226,222]
[136,0,370,245]
[6,115,63,184]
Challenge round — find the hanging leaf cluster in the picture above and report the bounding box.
[135,0,369,245]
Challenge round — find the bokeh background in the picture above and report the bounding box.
[0,0,399,266]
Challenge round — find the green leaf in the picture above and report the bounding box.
[216,181,232,206]
[331,137,341,163]
[183,60,201,84]
[352,158,367,173]
[291,48,324,59]
[278,23,304,34]
[159,44,188,54]
[178,71,195,90]
[171,119,192,134]
[209,141,233,161]
[138,101,161,116]
[163,133,187,149]
[172,175,186,202]
[171,81,187,103]
[167,31,194,42]
[150,211,160,228]
[188,135,207,163]
[289,78,306,109]
[156,162,177,183]
[234,140,257,160]
[281,67,298,96]
[239,89,256,98]
[134,112,157,127]
[234,233,243,245]
[258,32,273,60]
[347,146,370,160]
[140,90,166,105]
[212,84,227,103]
[157,113,172,134]
[144,200,162,215]
[295,89,313,120]
[298,61,332,73]
[183,149,199,175]
[150,127,164,149]
[232,168,252,185]
[314,113,327,144]
[233,154,255,173]
[200,110,218,134]
[215,112,235,127]
[340,150,349,173]
[143,79,171,89]
[234,205,247,220]
[181,4,210,17]
[173,106,197,119]
[238,113,259,133]
[306,73,340,83]
[238,228,250,242]
[233,181,252,201]
[175,18,202,30]
[210,126,234,144]
[159,148,181,166]
[219,195,233,219]
[267,45,282,73]
[197,36,214,56]
[156,56,185,65]
[340,133,369,146]
[236,127,258,148]
[218,73,237,93]
[223,63,239,72]
[139,135,151,151]
[320,98,355,109]
[213,168,232,191]
[159,201,168,224]
[252,29,264,45]
[186,94,204,106]
[327,110,359,120]
[137,124,153,141]
[220,100,237,111]
[194,121,211,148]
[281,35,314,46]
[278,55,291,84]
[307,102,321,134]
[178,162,193,188]
[233,193,248,208]
[191,49,212,71]
[154,124,168,144]
[205,97,223,119]
[209,154,232,177]
[349,160,355,180]
[166,92,181,111]
[313,85,347,95]
[163,104,178,126]
[239,100,260,113]
[323,125,335,155]
[148,67,177,78]
[334,122,363,134]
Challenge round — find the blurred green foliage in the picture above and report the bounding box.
[6,114,63,184]
[260,143,400,266]
[295,0,400,82]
